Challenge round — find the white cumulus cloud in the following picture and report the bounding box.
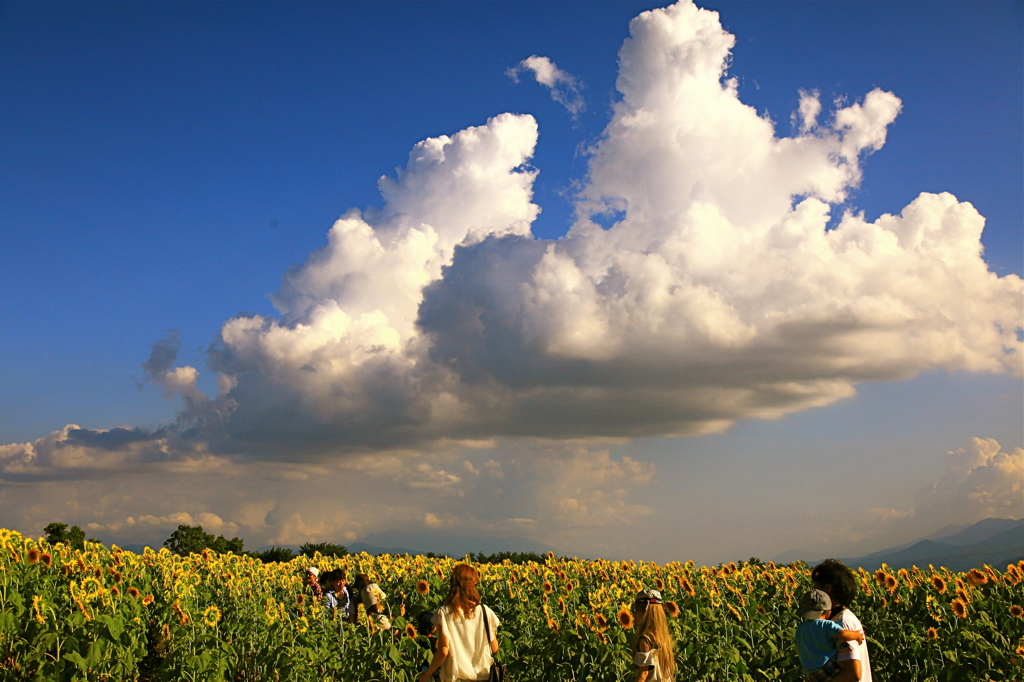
[3,0,1022,469]
[508,54,585,118]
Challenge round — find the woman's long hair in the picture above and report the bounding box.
[634,602,675,679]
[445,564,481,619]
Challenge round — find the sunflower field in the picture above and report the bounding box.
[1,528,1022,681]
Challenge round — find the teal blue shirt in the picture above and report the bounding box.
[796,618,842,672]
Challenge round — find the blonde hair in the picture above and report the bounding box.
[633,601,675,679]
[445,564,481,619]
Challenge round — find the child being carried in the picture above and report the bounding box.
[795,589,864,681]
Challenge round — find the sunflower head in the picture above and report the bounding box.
[142,594,154,606]
[416,580,430,595]
[1010,605,1023,619]
[594,613,609,631]
[967,569,988,587]
[665,600,680,618]
[542,581,553,594]
[617,608,634,629]
[926,627,938,640]
[127,587,141,599]
[27,548,40,565]
[654,577,665,591]
[931,575,947,594]
[203,605,222,627]
[951,598,968,619]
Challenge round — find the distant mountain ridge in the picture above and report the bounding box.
[775,517,1024,571]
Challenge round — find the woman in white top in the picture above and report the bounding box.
[417,564,500,682]
[812,560,873,682]
[632,589,675,682]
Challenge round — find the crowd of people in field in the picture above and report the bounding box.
[304,558,872,682]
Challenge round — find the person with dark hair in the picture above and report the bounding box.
[417,564,500,682]
[321,569,351,619]
[811,559,873,682]
[350,573,392,629]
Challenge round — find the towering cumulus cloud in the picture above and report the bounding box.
[203,0,1020,453]
[4,1,1020,476]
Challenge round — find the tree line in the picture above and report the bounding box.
[41,521,556,565]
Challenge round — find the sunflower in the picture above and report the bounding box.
[542,581,554,594]
[296,593,306,606]
[967,569,988,587]
[727,604,743,622]
[594,613,609,631]
[884,574,899,592]
[926,627,938,640]
[874,569,887,586]
[955,587,971,604]
[1010,605,1024,619]
[127,587,141,599]
[416,579,430,595]
[203,605,222,627]
[40,552,52,568]
[405,623,418,641]
[654,577,665,591]
[27,548,40,565]
[295,616,309,633]
[81,576,103,598]
[32,595,46,624]
[682,578,695,597]
[546,617,559,631]
[930,575,947,594]
[665,601,680,618]
[142,594,154,606]
[617,608,634,629]
[951,598,968,619]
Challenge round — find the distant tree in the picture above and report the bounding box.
[252,546,296,563]
[43,522,88,550]
[163,524,244,556]
[467,550,549,565]
[747,557,765,566]
[300,542,348,558]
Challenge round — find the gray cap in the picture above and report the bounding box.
[798,589,831,620]
[634,589,662,604]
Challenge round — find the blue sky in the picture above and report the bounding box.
[0,1,1020,564]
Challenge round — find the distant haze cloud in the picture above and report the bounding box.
[803,437,1023,552]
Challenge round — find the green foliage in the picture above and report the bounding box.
[253,546,298,563]
[299,542,348,558]
[42,522,87,550]
[163,524,244,556]
[466,550,551,565]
